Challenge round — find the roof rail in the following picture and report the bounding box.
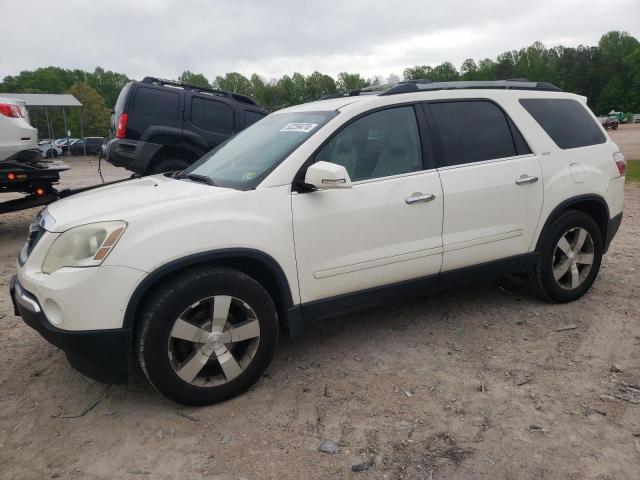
[140,76,259,106]
[380,79,562,96]
[319,84,389,101]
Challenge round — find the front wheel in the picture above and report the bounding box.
[136,267,279,405]
[531,210,603,303]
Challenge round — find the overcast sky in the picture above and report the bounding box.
[1,0,639,82]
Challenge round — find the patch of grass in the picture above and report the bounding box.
[627,160,640,182]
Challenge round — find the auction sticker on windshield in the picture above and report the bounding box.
[280,123,318,133]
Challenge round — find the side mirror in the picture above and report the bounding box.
[304,161,352,190]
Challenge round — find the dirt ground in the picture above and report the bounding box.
[609,123,640,160]
[1,129,639,479]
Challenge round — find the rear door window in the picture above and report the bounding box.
[191,97,234,135]
[519,98,606,149]
[427,100,525,167]
[131,87,180,120]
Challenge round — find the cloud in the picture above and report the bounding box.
[1,0,638,81]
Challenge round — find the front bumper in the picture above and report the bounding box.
[10,275,131,384]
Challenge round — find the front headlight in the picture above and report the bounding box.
[42,221,127,274]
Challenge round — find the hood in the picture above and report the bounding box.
[45,174,237,232]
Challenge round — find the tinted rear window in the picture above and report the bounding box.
[429,100,523,167]
[131,87,180,120]
[519,98,606,149]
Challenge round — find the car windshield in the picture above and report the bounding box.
[185,111,337,190]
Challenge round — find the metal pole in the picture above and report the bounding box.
[79,107,87,160]
[44,107,53,158]
[62,107,69,156]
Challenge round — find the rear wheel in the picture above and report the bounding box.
[531,210,603,302]
[46,149,58,158]
[136,267,278,405]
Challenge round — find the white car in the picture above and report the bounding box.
[11,80,625,405]
[36,140,63,159]
[0,97,37,162]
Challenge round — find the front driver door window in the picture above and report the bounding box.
[315,106,423,182]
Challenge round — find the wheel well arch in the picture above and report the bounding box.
[535,194,609,252]
[124,249,295,335]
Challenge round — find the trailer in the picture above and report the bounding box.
[0,158,131,214]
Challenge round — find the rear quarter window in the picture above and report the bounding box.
[519,98,606,149]
[114,83,131,116]
[130,87,180,120]
[245,110,267,127]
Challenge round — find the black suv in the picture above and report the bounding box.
[106,77,268,175]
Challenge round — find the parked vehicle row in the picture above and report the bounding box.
[10,80,625,405]
[35,137,106,158]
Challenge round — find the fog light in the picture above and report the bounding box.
[43,298,63,325]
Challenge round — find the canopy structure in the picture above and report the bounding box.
[0,93,82,107]
[1,93,88,158]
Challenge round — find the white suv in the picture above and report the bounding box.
[11,80,625,405]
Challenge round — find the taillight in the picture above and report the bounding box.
[613,151,626,176]
[116,113,128,138]
[0,103,22,118]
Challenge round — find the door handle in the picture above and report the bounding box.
[515,175,539,185]
[405,192,436,204]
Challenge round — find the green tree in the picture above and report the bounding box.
[430,62,459,81]
[336,72,368,93]
[476,58,496,79]
[595,31,640,112]
[178,71,210,88]
[304,71,337,100]
[68,83,111,137]
[89,67,130,108]
[403,65,433,81]
[460,58,479,80]
[214,72,254,97]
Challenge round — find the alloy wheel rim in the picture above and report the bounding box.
[167,295,260,387]
[551,227,594,290]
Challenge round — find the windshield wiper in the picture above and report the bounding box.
[174,172,216,186]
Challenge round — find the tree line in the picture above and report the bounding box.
[1,31,638,138]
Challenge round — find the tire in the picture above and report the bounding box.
[531,210,603,303]
[150,158,190,175]
[612,124,618,130]
[136,267,279,405]
[46,149,58,159]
